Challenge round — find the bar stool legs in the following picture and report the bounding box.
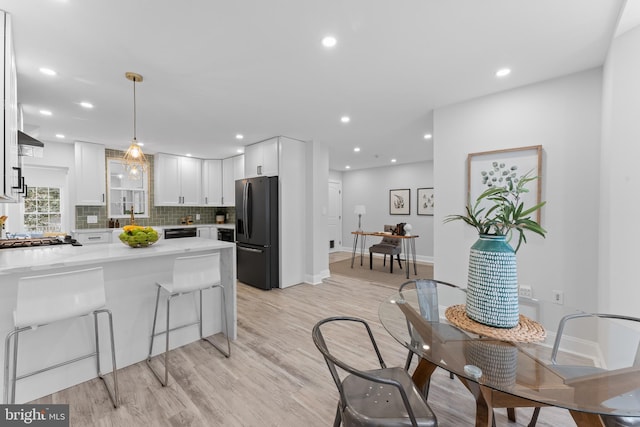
[146,284,231,387]
[3,310,119,407]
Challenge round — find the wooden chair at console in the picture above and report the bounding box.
[369,225,403,273]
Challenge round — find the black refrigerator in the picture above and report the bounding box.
[236,176,279,290]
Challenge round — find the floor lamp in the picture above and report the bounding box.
[354,205,366,231]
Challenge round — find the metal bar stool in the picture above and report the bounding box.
[146,252,230,387]
[3,267,119,406]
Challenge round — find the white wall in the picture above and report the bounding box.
[434,68,602,310]
[600,25,640,316]
[305,139,330,284]
[340,161,434,262]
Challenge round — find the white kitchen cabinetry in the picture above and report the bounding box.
[244,138,278,178]
[154,153,202,206]
[74,141,106,206]
[72,230,112,244]
[196,226,211,239]
[221,154,244,206]
[202,159,223,206]
[0,11,20,202]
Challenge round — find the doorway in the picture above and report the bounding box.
[328,180,342,253]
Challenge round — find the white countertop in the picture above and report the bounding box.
[0,237,235,275]
[72,223,235,233]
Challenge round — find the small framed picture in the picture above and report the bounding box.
[417,188,434,216]
[389,189,410,215]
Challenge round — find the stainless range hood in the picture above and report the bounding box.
[18,130,45,157]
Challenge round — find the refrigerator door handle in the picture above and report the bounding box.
[237,246,263,254]
[246,181,252,239]
[243,182,249,239]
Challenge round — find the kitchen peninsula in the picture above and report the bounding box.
[0,237,236,403]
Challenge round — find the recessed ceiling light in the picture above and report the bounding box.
[39,67,56,76]
[236,148,244,153]
[424,133,432,140]
[353,147,360,152]
[186,153,192,157]
[345,165,351,169]
[341,116,350,123]
[391,158,397,163]
[80,102,93,109]
[40,110,52,116]
[235,134,244,140]
[55,134,65,139]
[495,68,511,78]
[321,36,337,48]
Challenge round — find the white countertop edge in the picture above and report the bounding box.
[72,223,235,233]
[0,237,235,275]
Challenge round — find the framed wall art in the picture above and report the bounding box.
[467,145,542,222]
[417,187,434,216]
[389,189,410,215]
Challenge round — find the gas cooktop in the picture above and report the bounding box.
[0,237,81,249]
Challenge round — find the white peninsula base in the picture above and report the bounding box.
[0,237,236,403]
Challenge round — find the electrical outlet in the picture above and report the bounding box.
[87,215,97,224]
[518,285,532,298]
[552,290,564,305]
[196,213,201,220]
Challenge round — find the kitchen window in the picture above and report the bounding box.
[23,186,62,233]
[107,158,149,218]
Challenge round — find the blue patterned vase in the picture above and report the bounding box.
[466,234,518,328]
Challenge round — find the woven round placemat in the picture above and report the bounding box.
[444,304,546,343]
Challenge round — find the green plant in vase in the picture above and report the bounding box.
[445,172,546,252]
[445,171,546,328]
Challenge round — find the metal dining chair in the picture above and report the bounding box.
[312,316,438,427]
[398,280,460,395]
[528,313,640,427]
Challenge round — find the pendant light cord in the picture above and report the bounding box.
[132,77,137,141]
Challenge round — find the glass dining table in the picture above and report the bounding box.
[378,284,640,427]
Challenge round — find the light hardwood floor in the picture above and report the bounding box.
[32,252,574,426]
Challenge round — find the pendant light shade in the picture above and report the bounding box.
[122,72,148,178]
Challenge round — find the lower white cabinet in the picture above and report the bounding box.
[196,226,212,239]
[72,230,112,244]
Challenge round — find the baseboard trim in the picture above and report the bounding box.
[304,269,331,285]
[336,248,433,265]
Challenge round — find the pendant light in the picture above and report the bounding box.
[122,72,148,179]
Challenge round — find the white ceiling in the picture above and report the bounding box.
[1,0,624,170]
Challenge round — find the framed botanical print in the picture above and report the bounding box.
[417,187,434,216]
[467,145,543,222]
[389,189,410,215]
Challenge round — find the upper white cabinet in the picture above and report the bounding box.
[202,159,223,206]
[221,154,244,206]
[244,138,278,178]
[0,11,20,203]
[154,153,202,206]
[74,141,106,206]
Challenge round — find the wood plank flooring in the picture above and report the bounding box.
[31,252,574,426]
